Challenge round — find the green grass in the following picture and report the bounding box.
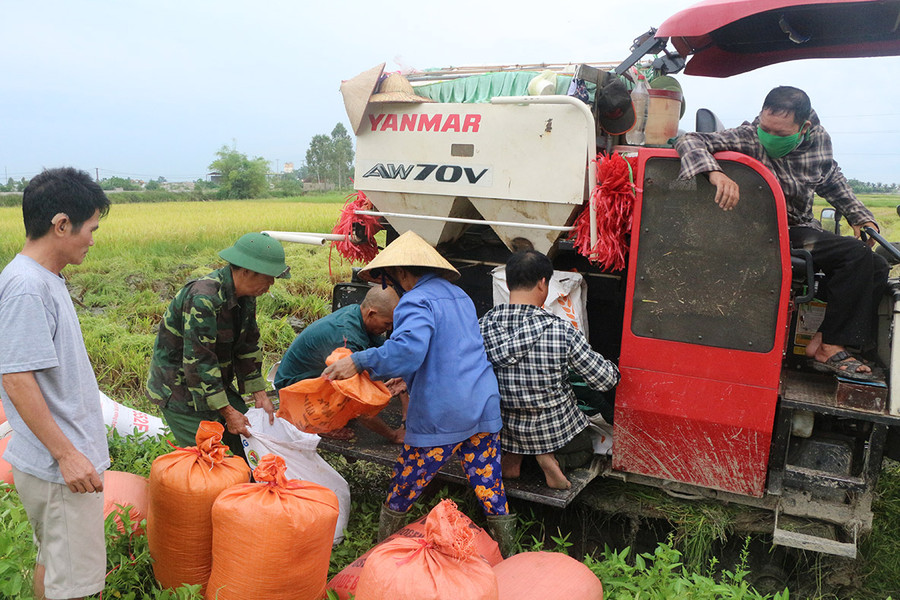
[859,459,900,598]
[813,195,900,238]
[835,194,900,209]
[585,537,790,600]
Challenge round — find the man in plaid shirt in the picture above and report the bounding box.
[675,86,889,380]
[480,250,619,489]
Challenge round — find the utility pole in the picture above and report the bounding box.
[95,168,100,182]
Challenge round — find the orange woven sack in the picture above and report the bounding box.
[0,435,13,486]
[327,509,502,600]
[103,470,149,537]
[494,551,603,600]
[205,454,339,600]
[277,347,391,433]
[147,421,250,592]
[354,499,499,600]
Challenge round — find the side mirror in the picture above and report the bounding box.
[820,208,841,235]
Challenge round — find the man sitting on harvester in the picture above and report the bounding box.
[675,86,889,381]
[273,285,406,443]
[480,250,620,490]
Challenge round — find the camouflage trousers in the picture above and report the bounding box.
[161,393,248,460]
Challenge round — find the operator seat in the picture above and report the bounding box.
[695,108,725,133]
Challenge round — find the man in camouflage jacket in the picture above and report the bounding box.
[146,233,289,455]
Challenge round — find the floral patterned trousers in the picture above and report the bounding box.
[386,431,509,515]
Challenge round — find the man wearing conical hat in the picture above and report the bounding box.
[323,231,516,556]
[146,232,289,457]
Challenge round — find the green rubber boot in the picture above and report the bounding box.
[377,504,408,542]
[486,513,518,558]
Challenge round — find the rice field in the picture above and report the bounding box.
[0,194,354,411]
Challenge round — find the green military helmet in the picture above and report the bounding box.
[649,75,686,119]
[218,232,290,278]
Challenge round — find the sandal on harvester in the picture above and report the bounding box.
[810,350,881,382]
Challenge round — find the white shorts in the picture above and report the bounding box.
[13,467,106,599]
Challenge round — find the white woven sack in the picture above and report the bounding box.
[490,266,590,341]
[241,408,351,545]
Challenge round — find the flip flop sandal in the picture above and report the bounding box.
[855,355,881,369]
[811,351,884,375]
[810,350,880,382]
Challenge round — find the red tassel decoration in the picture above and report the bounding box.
[330,190,383,264]
[569,153,638,271]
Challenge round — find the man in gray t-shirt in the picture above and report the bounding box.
[0,168,111,600]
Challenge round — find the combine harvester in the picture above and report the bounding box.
[270,0,900,559]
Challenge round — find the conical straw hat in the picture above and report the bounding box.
[359,231,459,282]
[369,73,435,104]
[340,63,385,134]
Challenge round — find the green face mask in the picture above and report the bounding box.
[757,125,806,158]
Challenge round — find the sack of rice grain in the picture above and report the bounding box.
[205,454,339,600]
[103,470,149,536]
[147,421,250,593]
[354,499,498,600]
[277,347,391,433]
[327,505,502,600]
[0,435,13,486]
[493,551,603,600]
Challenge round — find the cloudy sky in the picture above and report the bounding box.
[2,0,898,184]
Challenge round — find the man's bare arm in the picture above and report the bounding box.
[2,371,103,493]
[708,171,740,211]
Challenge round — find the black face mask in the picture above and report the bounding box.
[379,271,405,298]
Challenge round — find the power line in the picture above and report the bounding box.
[819,113,900,118]
[837,152,900,156]
[830,131,900,134]
[96,168,209,179]
[713,113,900,123]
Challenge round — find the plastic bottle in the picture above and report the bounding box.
[625,73,649,145]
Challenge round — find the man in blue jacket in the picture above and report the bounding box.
[323,231,514,555]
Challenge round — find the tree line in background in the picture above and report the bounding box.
[208,123,354,199]
[0,122,355,199]
[848,180,899,194]
[304,123,354,189]
[3,142,896,198]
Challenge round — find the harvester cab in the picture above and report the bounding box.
[271,0,900,558]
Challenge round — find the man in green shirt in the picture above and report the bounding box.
[146,232,289,455]
[274,285,404,442]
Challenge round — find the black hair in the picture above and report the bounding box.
[22,167,110,239]
[401,265,434,277]
[506,250,553,291]
[762,86,812,125]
